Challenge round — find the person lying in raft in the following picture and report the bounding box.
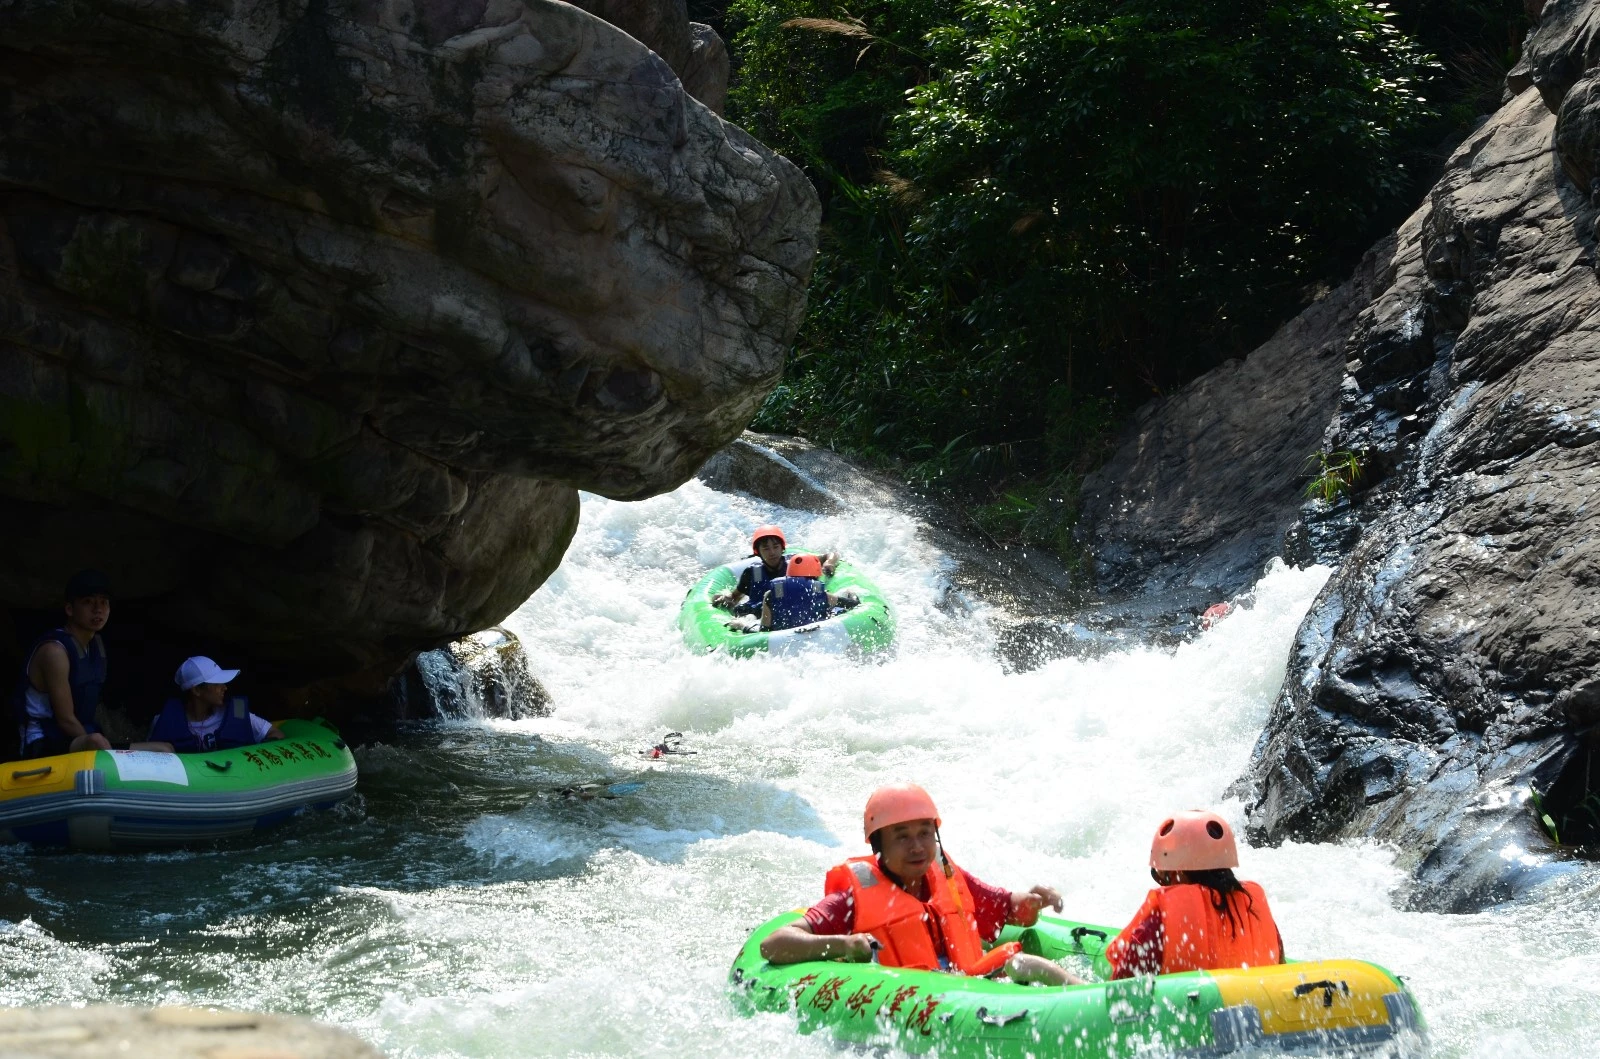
[759,554,859,632]
[1104,810,1283,978]
[760,783,1084,985]
[710,525,838,616]
[146,656,284,753]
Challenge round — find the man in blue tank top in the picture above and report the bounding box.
[146,656,283,752]
[15,570,115,758]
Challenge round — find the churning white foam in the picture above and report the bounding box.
[2,479,1596,1058]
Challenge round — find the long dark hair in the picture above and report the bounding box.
[1170,868,1257,933]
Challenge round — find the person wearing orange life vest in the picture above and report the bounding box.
[759,784,1085,985]
[1104,810,1284,979]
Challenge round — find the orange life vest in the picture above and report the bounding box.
[823,855,1020,976]
[1109,881,1281,976]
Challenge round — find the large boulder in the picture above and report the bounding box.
[1238,1,1600,910]
[1084,0,1600,911]
[0,0,818,689]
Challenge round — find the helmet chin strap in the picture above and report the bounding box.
[934,826,969,919]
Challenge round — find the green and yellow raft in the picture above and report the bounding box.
[678,557,895,658]
[730,912,1425,1058]
[0,718,357,849]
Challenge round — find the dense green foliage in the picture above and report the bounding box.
[1389,0,1533,124]
[726,0,1522,550]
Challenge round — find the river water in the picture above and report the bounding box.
[1,481,1597,1057]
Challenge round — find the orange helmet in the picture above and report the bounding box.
[750,524,787,554]
[863,784,940,840]
[1149,810,1239,871]
[786,553,823,578]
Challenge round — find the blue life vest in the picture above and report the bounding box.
[148,696,257,752]
[14,628,105,745]
[765,577,832,631]
[733,555,791,616]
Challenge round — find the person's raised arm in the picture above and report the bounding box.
[821,552,839,577]
[759,922,875,965]
[1008,885,1064,926]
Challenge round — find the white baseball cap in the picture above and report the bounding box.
[175,656,240,690]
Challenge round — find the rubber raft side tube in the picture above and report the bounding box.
[727,912,1426,1059]
[678,556,895,658]
[0,718,358,849]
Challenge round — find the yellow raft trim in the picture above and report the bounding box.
[1208,959,1399,1035]
[0,751,98,800]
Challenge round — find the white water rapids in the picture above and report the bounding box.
[1,480,1598,1056]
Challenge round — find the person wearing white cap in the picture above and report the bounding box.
[145,656,283,752]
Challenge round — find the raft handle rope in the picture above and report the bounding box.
[10,766,51,780]
[976,1007,1028,1027]
[1070,927,1108,949]
[205,760,233,772]
[1293,980,1351,1009]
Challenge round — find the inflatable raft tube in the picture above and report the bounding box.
[678,556,894,658]
[730,911,1426,1058]
[0,718,357,849]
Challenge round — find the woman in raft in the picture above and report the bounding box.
[1105,810,1284,978]
[760,784,1083,985]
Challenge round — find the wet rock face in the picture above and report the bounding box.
[1239,3,1600,910]
[696,432,846,514]
[1078,240,1395,600]
[0,0,818,684]
[391,626,552,720]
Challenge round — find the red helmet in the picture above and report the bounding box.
[786,553,823,578]
[863,784,940,840]
[1149,810,1239,871]
[750,524,787,555]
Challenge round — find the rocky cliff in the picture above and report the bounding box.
[1078,238,1395,601]
[1085,0,1600,910]
[0,0,817,694]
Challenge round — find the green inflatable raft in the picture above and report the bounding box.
[729,911,1426,1058]
[0,718,358,849]
[678,556,894,658]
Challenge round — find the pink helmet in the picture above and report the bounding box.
[1149,810,1239,871]
[863,784,940,840]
